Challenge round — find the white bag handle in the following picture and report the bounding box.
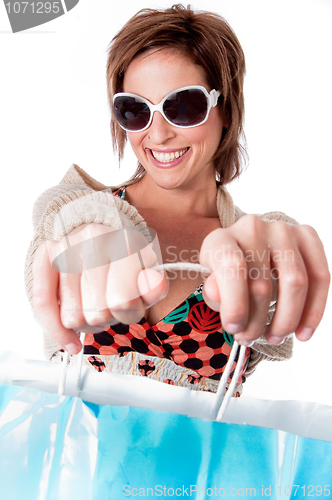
[58,263,246,421]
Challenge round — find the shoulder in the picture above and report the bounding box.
[59,163,108,190]
[216,185,298,227]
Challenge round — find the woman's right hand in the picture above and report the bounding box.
[32,223,167,355]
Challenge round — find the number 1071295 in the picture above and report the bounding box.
[277,485,330,497]
[5,2,61,15]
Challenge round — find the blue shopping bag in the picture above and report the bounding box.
[1,382,332,500]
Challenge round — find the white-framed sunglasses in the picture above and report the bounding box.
[113,85,221,132]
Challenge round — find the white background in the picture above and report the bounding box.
[0,0,331,405]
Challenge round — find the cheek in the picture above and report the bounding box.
[187,121,223,151]
[210,111,225,138]
[206,120,224,152]
[127,132,138,148]
[127,132,145,154]
[182,125,208,144]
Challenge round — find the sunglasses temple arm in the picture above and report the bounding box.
[210,89,221,107]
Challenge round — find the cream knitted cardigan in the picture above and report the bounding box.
[25,163,296,377]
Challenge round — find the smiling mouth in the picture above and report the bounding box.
[150,148,189,163]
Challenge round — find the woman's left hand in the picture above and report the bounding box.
[200,215,330,346]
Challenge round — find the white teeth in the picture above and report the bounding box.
[151,148,188,163]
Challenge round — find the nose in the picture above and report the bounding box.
[147,110,176,144]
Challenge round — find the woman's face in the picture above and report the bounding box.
[123,49,225,192]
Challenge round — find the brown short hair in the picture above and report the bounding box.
[106,4,247,185]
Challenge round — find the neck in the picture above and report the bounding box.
[126,173,219,218]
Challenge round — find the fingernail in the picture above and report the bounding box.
[237,339,255,347]
[225,323,245,334]
[268,336,285,345]
[297,327,314,341]
[64,341,81,355]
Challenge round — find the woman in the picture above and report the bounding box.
[26,5,329,394]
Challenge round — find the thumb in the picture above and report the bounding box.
[202,273,221,312]
[137,268,169,307]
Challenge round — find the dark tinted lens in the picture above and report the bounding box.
[163,89,208,126]
[113,96,150,131]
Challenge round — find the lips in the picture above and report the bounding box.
[151,148,189,163]
[146,147,190,168]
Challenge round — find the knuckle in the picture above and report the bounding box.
[109,298,138,312]
[297,223,318,239]
[270,219,292,236]
[271,221,293,242]
[33,291,52,310]
[323,269,331,287]
[216,254,246,274]
[274,220,290,230]
[311,266,331,287]
[221,304,247,323]
[61,312,84,330]
[249,277,273,300]
[283,267,308,291]
[86,311,111,327]
[233,214,264,240]
[242,214,263,231]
